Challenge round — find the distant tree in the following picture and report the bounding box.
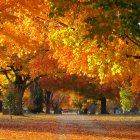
[51,91,66,114]
[40,75,88,114]
[73,99,83,114]
[44,90,53,114]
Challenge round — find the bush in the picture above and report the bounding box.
[3,92,17,119]
[73,100,83,113]
[120,87,132,113]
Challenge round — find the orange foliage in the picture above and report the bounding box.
[0,0,139,103]
[0,0,60,91]
[131,76,140,93]
[23,88,30,107]
[48,1,140,89]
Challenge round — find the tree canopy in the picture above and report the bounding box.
[48,0,140,89]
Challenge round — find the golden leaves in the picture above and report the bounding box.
[0,0,54,82]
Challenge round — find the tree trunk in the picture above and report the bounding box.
[12,75,26,115]
[45,90,51,114]
[13,87,25,115]
[9,108,12,119]
[0,101,2,112]
[53,104,59,114]
[100,97,108,114]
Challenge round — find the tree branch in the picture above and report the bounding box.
[35,16,75,30]
[25,74,48,89]
[0,68,13,83]
[125,35,140,47]
[56,21,75,30]
[7,65,22,77]
[126,54,140,60]
[58,95,65,107]
[0,83,7,89]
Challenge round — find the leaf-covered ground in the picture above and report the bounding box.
[0,114,139,140]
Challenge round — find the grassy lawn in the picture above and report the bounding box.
[0,113,139,140]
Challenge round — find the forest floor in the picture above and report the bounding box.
[0,113,139,140]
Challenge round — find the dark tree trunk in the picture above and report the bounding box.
[53,104,59,114]
[45,90,51,114]
[100,97,108,114]
[9,108,12,119]
[13,86,25,115]
[0,101,2,112]
[12,75,26,115]
[29,82,44,113]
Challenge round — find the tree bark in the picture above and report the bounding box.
[9,108,12,119]
[53,104,59,114]
[100,97,108,114]
[12,75,26,115]
[45,90,51,114]
[13,86,25,115]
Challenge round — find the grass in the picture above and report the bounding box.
[0,113,139,140]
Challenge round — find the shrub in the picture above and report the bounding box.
[120,87,132,113]
[3,92,17,119]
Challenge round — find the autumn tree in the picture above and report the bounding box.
[41,74,119,114]
[51,91,66,114]
[40,75,85,113]
[41,75,75,114]
[40,77,60,114]
[0,0,59,115]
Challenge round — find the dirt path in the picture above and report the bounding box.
[56,116,107,134]
[54,115,107,140]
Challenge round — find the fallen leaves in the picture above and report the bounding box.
[0,114,139,140]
